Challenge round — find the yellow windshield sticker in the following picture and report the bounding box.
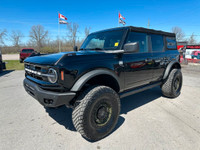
[115,42,119,47]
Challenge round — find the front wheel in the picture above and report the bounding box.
[72,86,120,141]
[161,69,182,98]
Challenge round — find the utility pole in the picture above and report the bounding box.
[147,19,150,29]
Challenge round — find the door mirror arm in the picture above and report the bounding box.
[74,46,78,51]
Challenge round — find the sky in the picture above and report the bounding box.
[0,0,200,45]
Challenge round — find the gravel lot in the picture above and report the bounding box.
[0,65,200,150]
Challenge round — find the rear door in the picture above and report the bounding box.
[122,31,154,90]
[150,34,168,81]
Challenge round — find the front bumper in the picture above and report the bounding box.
[23,78,76,107]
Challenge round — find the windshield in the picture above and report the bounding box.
[22,49,34,53]
[80,30,125,51]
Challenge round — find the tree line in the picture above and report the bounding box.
[0,23,91,54]
[0,25,198,54]
[171,26,198,45]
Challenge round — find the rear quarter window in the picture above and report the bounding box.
[166,37,177,49]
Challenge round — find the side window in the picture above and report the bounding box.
[150,34,164,52]
[166,37,177,49]
[126,32,148,53]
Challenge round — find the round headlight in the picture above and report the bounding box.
[47,68,58,83]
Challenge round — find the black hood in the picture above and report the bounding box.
[24,51,105,65]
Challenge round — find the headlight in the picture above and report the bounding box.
[47,68,58,83]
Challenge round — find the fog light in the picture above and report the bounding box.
[44,99,54,104]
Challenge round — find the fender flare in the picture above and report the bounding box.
[71,69,120,92]
[163,61,181,80]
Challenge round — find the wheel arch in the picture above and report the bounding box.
[163,61,181,80]
[71,69,121,92]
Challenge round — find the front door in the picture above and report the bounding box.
[122,31,154,90]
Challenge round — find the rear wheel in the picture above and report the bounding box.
[72,86,120,141]
[161,69,182,98]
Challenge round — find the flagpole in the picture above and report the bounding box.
[59,21,61,52]
[58,12,61,52]
[118,12,119,27]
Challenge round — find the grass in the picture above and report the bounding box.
[5,60,24,70]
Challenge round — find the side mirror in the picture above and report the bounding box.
[124,42,139,53]
[74,46,78,51]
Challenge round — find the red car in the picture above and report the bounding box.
[20,48,35,63]
[191,50,200,59]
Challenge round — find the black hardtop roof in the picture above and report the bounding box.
[92,26,175,37]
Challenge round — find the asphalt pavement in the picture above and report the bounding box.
[0,65,200,150]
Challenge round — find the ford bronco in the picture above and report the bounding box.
[23,26,182,141]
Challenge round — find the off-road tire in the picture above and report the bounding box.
[72,86,120,141]
[162,69,182,98]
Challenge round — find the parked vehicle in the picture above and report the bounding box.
[23,26,182,141]
[191,51,200,59]
[0,48,6,72]
[19,48,35,63]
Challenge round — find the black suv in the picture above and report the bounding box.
[0,48,6,72]
[23,26,182,141]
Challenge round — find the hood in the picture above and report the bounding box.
[24,51,104,65]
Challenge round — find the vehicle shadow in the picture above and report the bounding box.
[0,70,14,77]
[120,86,162,115]
[45,106,76,131]
[45,105,125,139]
[45,86,162,141]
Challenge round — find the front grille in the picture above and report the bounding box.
[25,63,49,81]
[25,63,67,93]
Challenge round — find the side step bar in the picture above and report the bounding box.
[120,82,162,98]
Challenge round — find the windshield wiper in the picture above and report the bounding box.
[80,48,103,51]
[94,48,103,50]
[87,48,103,50]
[79,48,85,50]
